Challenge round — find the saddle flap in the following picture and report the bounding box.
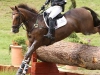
[43,12,67,29]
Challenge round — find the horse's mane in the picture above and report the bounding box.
[17,4,38,14]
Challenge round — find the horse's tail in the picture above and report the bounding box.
[83,7,100,27]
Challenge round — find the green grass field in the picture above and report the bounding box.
[0,70,29,75]
[0,0,100,65]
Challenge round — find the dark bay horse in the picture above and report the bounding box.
[11,4,100,75]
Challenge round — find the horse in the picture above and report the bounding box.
[10,4,100,75]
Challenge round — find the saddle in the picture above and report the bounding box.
[43,12,67,29]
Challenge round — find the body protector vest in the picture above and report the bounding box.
[45,0,67,12]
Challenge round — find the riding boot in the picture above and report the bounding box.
[44,18,55,40]
[44,12,47,16]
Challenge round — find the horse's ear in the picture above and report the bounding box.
[15,6,20,12]
[10,7,15,11]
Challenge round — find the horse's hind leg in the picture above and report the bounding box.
[91,27,100,34]
[95,26,100,34]
[81,24,99,35]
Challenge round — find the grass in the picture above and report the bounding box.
[0,0,100,65]
[77,33,100,46]
[0,70,29,75]
[0,70,16,75]
[0,0,100,75]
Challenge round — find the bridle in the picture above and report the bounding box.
[12,12,22,28]
[12,6,48,34]
[12,11,37,32]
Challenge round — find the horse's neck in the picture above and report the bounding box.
[37,14,47,28]
[22,9,47,33]
[25,12,46,28]
[23,10,37,21]
[22,10,38,31]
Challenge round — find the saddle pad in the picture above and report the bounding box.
[55,16,67,29]
[43,14,67,29]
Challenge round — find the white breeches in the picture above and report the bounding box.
[45,6,62,19]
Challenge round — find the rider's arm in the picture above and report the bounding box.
[60,0,67,5]
[40,0,50,10]
[45,0,50,5]
[53,0,67,6]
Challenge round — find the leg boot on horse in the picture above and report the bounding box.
[44,18,55,40]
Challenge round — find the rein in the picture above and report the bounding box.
[20,9,47,33]
[12,5,48,34]
[22,4,48,32]
[23,15,47,33]
[20,17,35,31]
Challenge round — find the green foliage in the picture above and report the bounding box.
[21,44,27,55]
[69,0,76,9]
[13,36,26,45]
[67,32,80,43]
[67,32,89,45]
[13,36,27,54]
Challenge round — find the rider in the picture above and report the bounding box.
[42,0,67,40]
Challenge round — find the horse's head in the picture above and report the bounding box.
[11,6,23,33]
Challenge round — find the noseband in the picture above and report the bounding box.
[12,11,38,32]
[12,12,24,30]
[12,9,47,34]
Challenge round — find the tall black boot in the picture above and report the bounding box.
[44,18,55,40]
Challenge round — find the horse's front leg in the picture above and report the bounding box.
[16,57,31,75]
[16,40,37,75]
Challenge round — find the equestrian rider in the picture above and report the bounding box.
[42,0,67,40]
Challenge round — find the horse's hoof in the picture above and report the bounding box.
[16,69,23,75]
[21,73,25,75]
[16,72,22,75]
